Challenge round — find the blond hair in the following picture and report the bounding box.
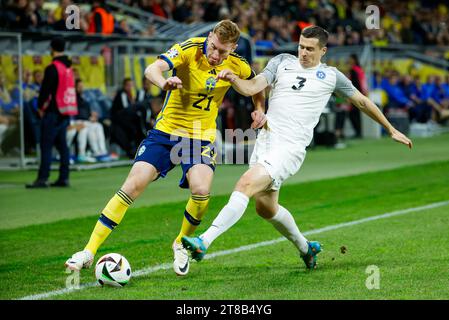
[212,20,240,44]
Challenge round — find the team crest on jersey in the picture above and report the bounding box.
[166,48,179,59]
[316,70,326,79]
[137,145,146,157]
[205,77,217,92]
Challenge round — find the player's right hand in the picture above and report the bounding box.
[216,69,238,83]
[163,77,183,90]
[390,128,413,149]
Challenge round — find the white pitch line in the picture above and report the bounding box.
[18,200,449,300]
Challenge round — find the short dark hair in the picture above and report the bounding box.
[301,26,329,47]
[123,78,133,86]
[50,37,65,52]
[75,79,83,86]
[350,54,360,66]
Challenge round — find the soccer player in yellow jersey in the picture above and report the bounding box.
[65,20,267,276]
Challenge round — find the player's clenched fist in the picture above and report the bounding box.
[163,76,183,90]
[216,69,238,83]
[250,110,267,129]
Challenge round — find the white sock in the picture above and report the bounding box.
[200,191,249,248]
[268,205,309,255]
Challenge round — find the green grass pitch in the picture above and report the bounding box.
[0,134,448,300]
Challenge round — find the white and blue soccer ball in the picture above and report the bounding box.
[95,253,132,287]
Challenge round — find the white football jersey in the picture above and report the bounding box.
[260,53,356,148]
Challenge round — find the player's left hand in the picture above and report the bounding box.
[390,128,413,149]
[216,69,238,83]
[250,110,267,129]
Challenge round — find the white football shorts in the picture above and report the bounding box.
[249,128,306,191]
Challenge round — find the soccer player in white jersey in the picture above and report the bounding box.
[181,26,413,269]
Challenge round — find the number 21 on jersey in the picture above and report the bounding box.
[193,94,213,111]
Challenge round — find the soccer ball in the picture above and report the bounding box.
[95,253,132,287]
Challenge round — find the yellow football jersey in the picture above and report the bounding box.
[154,37,255,141]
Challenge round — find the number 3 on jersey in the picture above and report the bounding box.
[193,94,213,111]
[292,76,307,91]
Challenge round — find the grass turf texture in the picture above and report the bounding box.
[1,133,448,230]
[1,160,448,300]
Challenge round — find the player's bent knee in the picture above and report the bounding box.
[122,163,158,199]
[121,177,146,200]
[256,210,275,220]
[235,176,251,191]
[190,186,210,197]
[235,175,257,196]
[255,203,277,220]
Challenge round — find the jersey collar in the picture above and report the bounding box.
[202,38,207,55]
[299,61,322,70]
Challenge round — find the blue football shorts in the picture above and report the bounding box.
[134,129,216,188]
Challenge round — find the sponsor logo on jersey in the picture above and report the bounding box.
[316,70,326,79]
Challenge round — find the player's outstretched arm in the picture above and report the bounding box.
[216,69,269,96]
[144,59,183,91]
[348,90,413,149]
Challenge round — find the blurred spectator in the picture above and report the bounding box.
[149,97,163,128]
[66,79,112,163]
[141,24,157,37]
[110,78,146,158]
[0,73,19,116]
[10,69,41,154]
[436,21,449,46]
[87,0,115,35]
[0,72,19,155]
[137,0,173,18]
[400,16,414,44]
[10,69,40,112]
[425,75,449,123]
[335,54,367,140]
[172,0,193,22]
[402,75,432,123]
[328,25,346,46]
[34,0,48,28]
[33,69,44,86]
[3,0,32,30]
[114,19,132,35]
[382,73,414,111]
[49,0,73,31]
[203,0,222,22]
[135,77,163,130]
[401,75,421,106]
[379,72,416,134]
